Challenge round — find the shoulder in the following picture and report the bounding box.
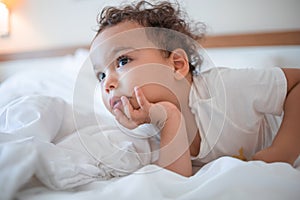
[280,68,300,93]
[192,66,286,97]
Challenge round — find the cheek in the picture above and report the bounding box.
[128,84,178,110]
[117,69,148,100]
[120,69,145,90]
[142,84,178,104]
[120,64,174,92]
[117,64,177,108]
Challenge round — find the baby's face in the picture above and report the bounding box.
[90,21,180,114]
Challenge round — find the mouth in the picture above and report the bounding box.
[110,96,132,110]
[110,97,121,110]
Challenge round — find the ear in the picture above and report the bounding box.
[170,48,190,80]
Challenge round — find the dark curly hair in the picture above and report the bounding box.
[94,0,206,73]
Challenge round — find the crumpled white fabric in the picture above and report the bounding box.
[15,158,300,200]
[0,95,65,142]
[0,95,157,199]
[0,135,37,200]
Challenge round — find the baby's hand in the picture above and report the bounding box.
[114,87,191,176]
[113,87,167,129]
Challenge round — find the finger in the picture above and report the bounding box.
[134,87,151,110]
[114,108,138,129]
[121,96,133,119]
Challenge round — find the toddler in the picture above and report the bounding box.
[90,0,300,176]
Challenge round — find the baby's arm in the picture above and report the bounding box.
[153,101,192,177]
[114,87,192,177]
[253,68,300,165]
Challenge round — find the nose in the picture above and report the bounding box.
[104,73,118,94]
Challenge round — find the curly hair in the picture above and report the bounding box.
[94,0,206,73]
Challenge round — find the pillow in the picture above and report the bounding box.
[0,95,65,142]
[0,49,110,118]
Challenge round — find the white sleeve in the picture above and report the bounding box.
[219,67,287,116]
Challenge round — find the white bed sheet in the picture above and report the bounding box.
[0,48,300,200]
[15,160,300,200]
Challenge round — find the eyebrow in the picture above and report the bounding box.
[92,46,136,71]
[110,46,136,56]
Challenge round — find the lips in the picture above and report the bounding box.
[110,96,122,110]
[109,96,134,111]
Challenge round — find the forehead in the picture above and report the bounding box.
[90,22,156,67]
[91,22,148,49]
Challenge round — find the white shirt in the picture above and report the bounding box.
[189,67,287,164]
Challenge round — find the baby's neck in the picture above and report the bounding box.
[178,75,200,156]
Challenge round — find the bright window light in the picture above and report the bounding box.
[0,2,10,37]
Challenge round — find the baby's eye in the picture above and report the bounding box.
[97,72,106,82]
[117,56,132,68]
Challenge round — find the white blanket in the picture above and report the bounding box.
[15,160,300,200]
[0,95,158,200]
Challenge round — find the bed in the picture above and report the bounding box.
[1,31,300,200]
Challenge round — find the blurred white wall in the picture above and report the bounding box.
[0,0,299,54]
[183,0,300,34]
